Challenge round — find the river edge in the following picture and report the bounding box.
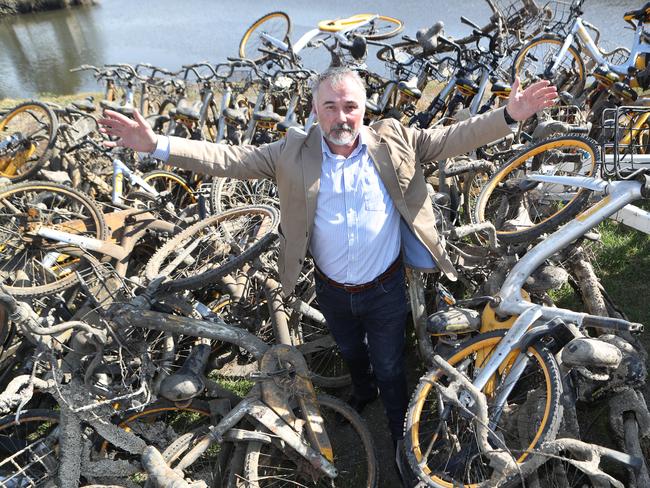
[0,0,95,18]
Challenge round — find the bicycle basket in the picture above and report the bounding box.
[0,427,58,487]
[601,106,650,178]
[538,0,575,36]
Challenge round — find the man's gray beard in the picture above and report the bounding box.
[325,128,358,146]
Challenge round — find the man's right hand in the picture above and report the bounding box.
[98,109,158,153]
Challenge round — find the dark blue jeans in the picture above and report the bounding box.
[314,263,409,441]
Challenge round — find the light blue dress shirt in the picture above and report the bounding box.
[310,132,400,284]
[151,133,404,283]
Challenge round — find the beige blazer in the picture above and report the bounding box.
[167,107,512,293]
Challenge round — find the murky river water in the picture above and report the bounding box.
[0,0,641,99]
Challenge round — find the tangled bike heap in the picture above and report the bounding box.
[1,1,650,487]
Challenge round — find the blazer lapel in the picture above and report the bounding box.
[301,126,324,230]
[363,126,406,213]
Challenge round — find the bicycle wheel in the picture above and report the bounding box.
[145,205,279,291]
[474,135,600,244]
[140,169,196,212]
[376,39,422,62]
[209,177,279,214]
[0,409,60,487]
[0,181,108,297]
[318,14,403,40]
[404,330,563,487]
[242,393,378,487]
[512,34,586,96]
[98,399,228,486]
[239,11,292,63]
[0,101,59,182]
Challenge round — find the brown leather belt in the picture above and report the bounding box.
[314,256,402,293]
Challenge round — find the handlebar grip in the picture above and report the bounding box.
[582,315,644,334]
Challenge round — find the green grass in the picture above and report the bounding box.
[552,218,650,326]
[0,92,100,110]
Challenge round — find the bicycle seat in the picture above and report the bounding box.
[623,2,650,24]
[223,107,247,126]
[612,81,638,102]
[398,78,422,99]
[175,99,203,120]
[253,104,282,123]
[415,21,445,54]
[71,99,96,113]
[277,118,303,133]
[99,100,134,116]
[426,307,480,336]
[456,77,479,96]
[491,81,511,98]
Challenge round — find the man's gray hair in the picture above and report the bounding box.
[310,66,366,105]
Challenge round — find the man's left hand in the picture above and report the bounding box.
[506,76,558,122]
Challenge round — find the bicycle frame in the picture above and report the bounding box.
[497,175,645,323]
[550,17,650,78]
[112,158,159,204]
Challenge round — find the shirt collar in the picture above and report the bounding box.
[320,128,367,159]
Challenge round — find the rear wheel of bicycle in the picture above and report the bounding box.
[512,35,586,96]
[0,181,108,297]
[404,330,563,487]
[239,11,292,63]
[145,205,279,291]
[242,393,378,487]
[209,177,279,214]
[474,135,600,244]
[140,169,196,212]
[0,101,59,182]
[0,409,60,486]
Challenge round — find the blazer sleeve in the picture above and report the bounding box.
[165,136,282,180]
[412,106,513,163]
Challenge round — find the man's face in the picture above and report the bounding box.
[314,75,365,149]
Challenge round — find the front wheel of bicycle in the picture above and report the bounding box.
[0,101,59,182]
[0,181,108,297]
[512,35,586,96]
[239,11,292,63]
[145,204,279,291]
[242,393,378,487]
[404,330,563,487]
[474,134,600,244]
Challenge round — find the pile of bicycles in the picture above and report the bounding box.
[1,0,650,487]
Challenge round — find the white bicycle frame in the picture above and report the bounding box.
[451,173,646,421]
[111,158,159,205]
[550,17,650,78]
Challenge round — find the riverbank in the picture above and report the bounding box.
[0,0,94,18]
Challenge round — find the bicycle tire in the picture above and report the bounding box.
[474,135,600,244]
[318,14,403,41]
[404,329,563,488]
[376,39,422,62]
[141,169,196,211]
[242,393,378,487]
[512,34,586,96]
[145,204,279,291]
[98,399,221,486]
[239,11,292,63]
[0,409,60,487]
[0,101,59,182]
[209,176,279,214]
[0,181,108,297]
